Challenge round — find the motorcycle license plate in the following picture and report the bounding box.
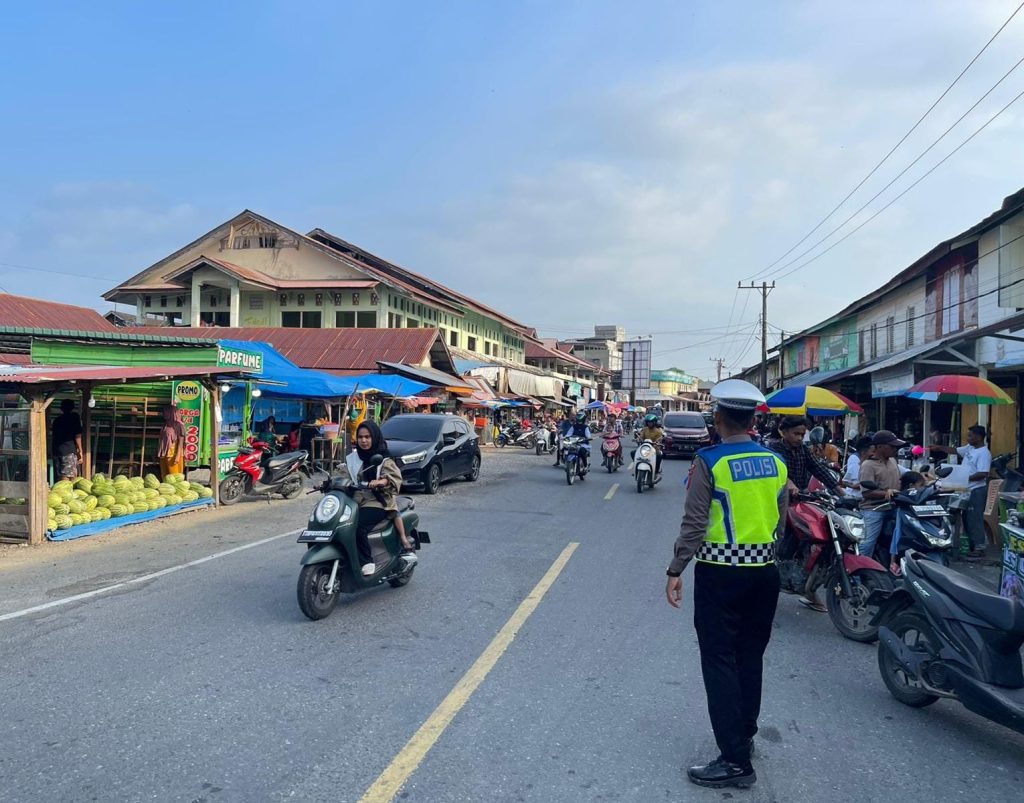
[911,505,946,517]
[298,529,333,543]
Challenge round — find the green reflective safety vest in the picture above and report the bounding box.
[694,441,788,567]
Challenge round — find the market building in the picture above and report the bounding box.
[768,186,1024,459]
[103,210,532,364]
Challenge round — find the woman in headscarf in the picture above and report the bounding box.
[341,421,413,577]
[157,405,185,479]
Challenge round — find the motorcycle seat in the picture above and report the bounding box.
[397,496,414,512]
[912,558,1024,634]
[265,449,308,471]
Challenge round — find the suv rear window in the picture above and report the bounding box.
[663,413,706,429]
[381,416,443,442]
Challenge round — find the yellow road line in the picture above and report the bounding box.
[359,541,580,803]
[604,483,619,501]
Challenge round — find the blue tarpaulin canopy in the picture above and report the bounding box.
[221,340,355,399]
[341,373,430,397]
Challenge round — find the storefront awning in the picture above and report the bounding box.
[376,361,475,394]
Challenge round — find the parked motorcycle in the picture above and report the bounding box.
[295,454,429,621]
[219,439,310,505]
[993,452,1024,494]
[633,439,660,493]
[535,424,555,455]
[778,489,894,642]
[871,552,1024,735]
[495,421,522,448]
[862,472,955,566]
[601,432,623,473]
[563,436,589,486]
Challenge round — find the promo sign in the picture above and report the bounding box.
[173,380,204,464]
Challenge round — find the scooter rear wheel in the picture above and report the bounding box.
[566,461,575,486]
[877,610,941,707]
[297,564,340,621]
[280,474,304,499]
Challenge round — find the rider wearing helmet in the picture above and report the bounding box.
[602,412,624,466]
[638,413,664,475]
[808,425,840,468]
[567,410,593,470]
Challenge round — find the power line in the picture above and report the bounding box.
[751,0,1024,280]
[761,54,1024,281]
[0,260,114,284]
[771,86,1024,282]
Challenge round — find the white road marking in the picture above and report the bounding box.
[0,529,302,624]
[604,483,619,501]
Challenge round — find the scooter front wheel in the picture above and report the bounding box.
[297,563,340,620]
[877,609,941,707]
[565,460,575,486]
[636,471,647,493]
[389,565,415,588]
[219,474,246,505]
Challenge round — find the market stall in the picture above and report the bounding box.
[0,363,251,544]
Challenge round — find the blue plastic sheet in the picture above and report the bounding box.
[47,498,214,542]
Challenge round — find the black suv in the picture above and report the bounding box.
[381,414,482,494]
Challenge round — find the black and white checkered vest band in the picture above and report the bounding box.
[696,540,776,566]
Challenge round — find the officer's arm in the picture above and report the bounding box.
[668,457,712,576]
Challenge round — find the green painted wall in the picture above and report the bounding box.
[31,341,217,367]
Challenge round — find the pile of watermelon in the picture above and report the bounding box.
[47,472,213,532]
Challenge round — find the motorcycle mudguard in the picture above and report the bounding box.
[869,587,915,626]
[300,544,344,566]
[843,553,887,574]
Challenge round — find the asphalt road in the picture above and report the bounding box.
[1,446,1022,802]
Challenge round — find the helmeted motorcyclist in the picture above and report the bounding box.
[566,410,593,470]
[602,413,624,465]
[636,413,665,475]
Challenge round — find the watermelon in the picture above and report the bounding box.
[108,504,128,517]
[55,514,74,529]
[143,488,159,499]
[74,478,93,494]
[67,499,85,514]
[47,492,63,508]
[83,496,98,511]
[52,479,73,493]
[113,494,131,506]
[181,490,199,502]
[165,494,183,505]
[167,472,185,482]
[198,487,213,498]
[91,473,106,483]
[97,508,111,520]
[96,495,115,508]
[144,474,160,489]
[88,510,104,522]
[130,477,145,489]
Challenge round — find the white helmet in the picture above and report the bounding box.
[710,379,765,411]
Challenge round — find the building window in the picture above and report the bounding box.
[337,311,376,328]
[159,296,167,308]
[870,323,878,360]
[176,296,184,308]
[352,293,360,306]
[200,311,230,326]
[282,311,322,328]
[143,295,152,307]
[408,319,419,328]
[467,336,477,351]
[449,330,459,348]
[886,316,895,353]
[280,293,288,307]
[942,269,962,334]
[258,235,277,248]
[315,293,323,306]
[999,219,1024,308]
[907,306,915,347]
[209,295,218,307]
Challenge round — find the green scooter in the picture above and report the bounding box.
[296,454,429,621]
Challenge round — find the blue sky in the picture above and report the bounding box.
[3,1,1024,378]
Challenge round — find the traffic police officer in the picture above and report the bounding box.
[665,379,788,789]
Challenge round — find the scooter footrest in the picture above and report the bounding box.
[416,530,431,544]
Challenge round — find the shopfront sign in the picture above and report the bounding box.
[173,380,204,464]
[1000,522,1024,599]
[217,346,263,374]
[871,365,915,398]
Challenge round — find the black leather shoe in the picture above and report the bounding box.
[687,758,756,789]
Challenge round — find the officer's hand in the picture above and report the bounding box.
[665,576,683,609]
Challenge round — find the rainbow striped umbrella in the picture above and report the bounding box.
[762,385,864,417]
[905,375,1014,405]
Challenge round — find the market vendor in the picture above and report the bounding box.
[158,405,185,479]
[929,425,992,557]
[51,399,83,480]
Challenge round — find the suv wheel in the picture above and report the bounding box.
[466,455,480,482]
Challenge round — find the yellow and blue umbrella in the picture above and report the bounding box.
[762,385,863,417]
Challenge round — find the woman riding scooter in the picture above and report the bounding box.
[338,422,414,576]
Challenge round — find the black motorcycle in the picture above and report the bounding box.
[993,452,1024,494]
[871,553,1024,735]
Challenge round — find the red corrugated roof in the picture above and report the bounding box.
[0,364,246,384]
[0,294,117,332]
[153,327,443,372]
[0,352,31,365]
[526,340,606,373]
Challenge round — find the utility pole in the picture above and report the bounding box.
[709,357,726,382]
[738,281,775,392]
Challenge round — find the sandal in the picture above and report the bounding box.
[797,597,827,613]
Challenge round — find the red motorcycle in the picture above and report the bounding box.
[600,432,623,473]
[219,439,310,505]
[778,488,893,642]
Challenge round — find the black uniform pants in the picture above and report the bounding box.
[693,560,780,768]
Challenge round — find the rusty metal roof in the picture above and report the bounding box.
[158,327,451,373]
[0,293,118,332]
[0,364,247,385]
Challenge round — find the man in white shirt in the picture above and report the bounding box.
[841,437,873,500]
[932,425,992,556]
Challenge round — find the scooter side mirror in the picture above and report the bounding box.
[935,464,954,478]
[367,454,385,467]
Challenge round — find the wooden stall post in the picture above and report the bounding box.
[81,387,92,478]
[203,380,222,506]
[138,397,149,476]
[26,392,52,545]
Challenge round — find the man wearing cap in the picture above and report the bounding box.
[858,430,906,559]
[665,379,788,789]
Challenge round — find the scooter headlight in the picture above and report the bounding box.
[926,531,953,547]
[314,494,341,523]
